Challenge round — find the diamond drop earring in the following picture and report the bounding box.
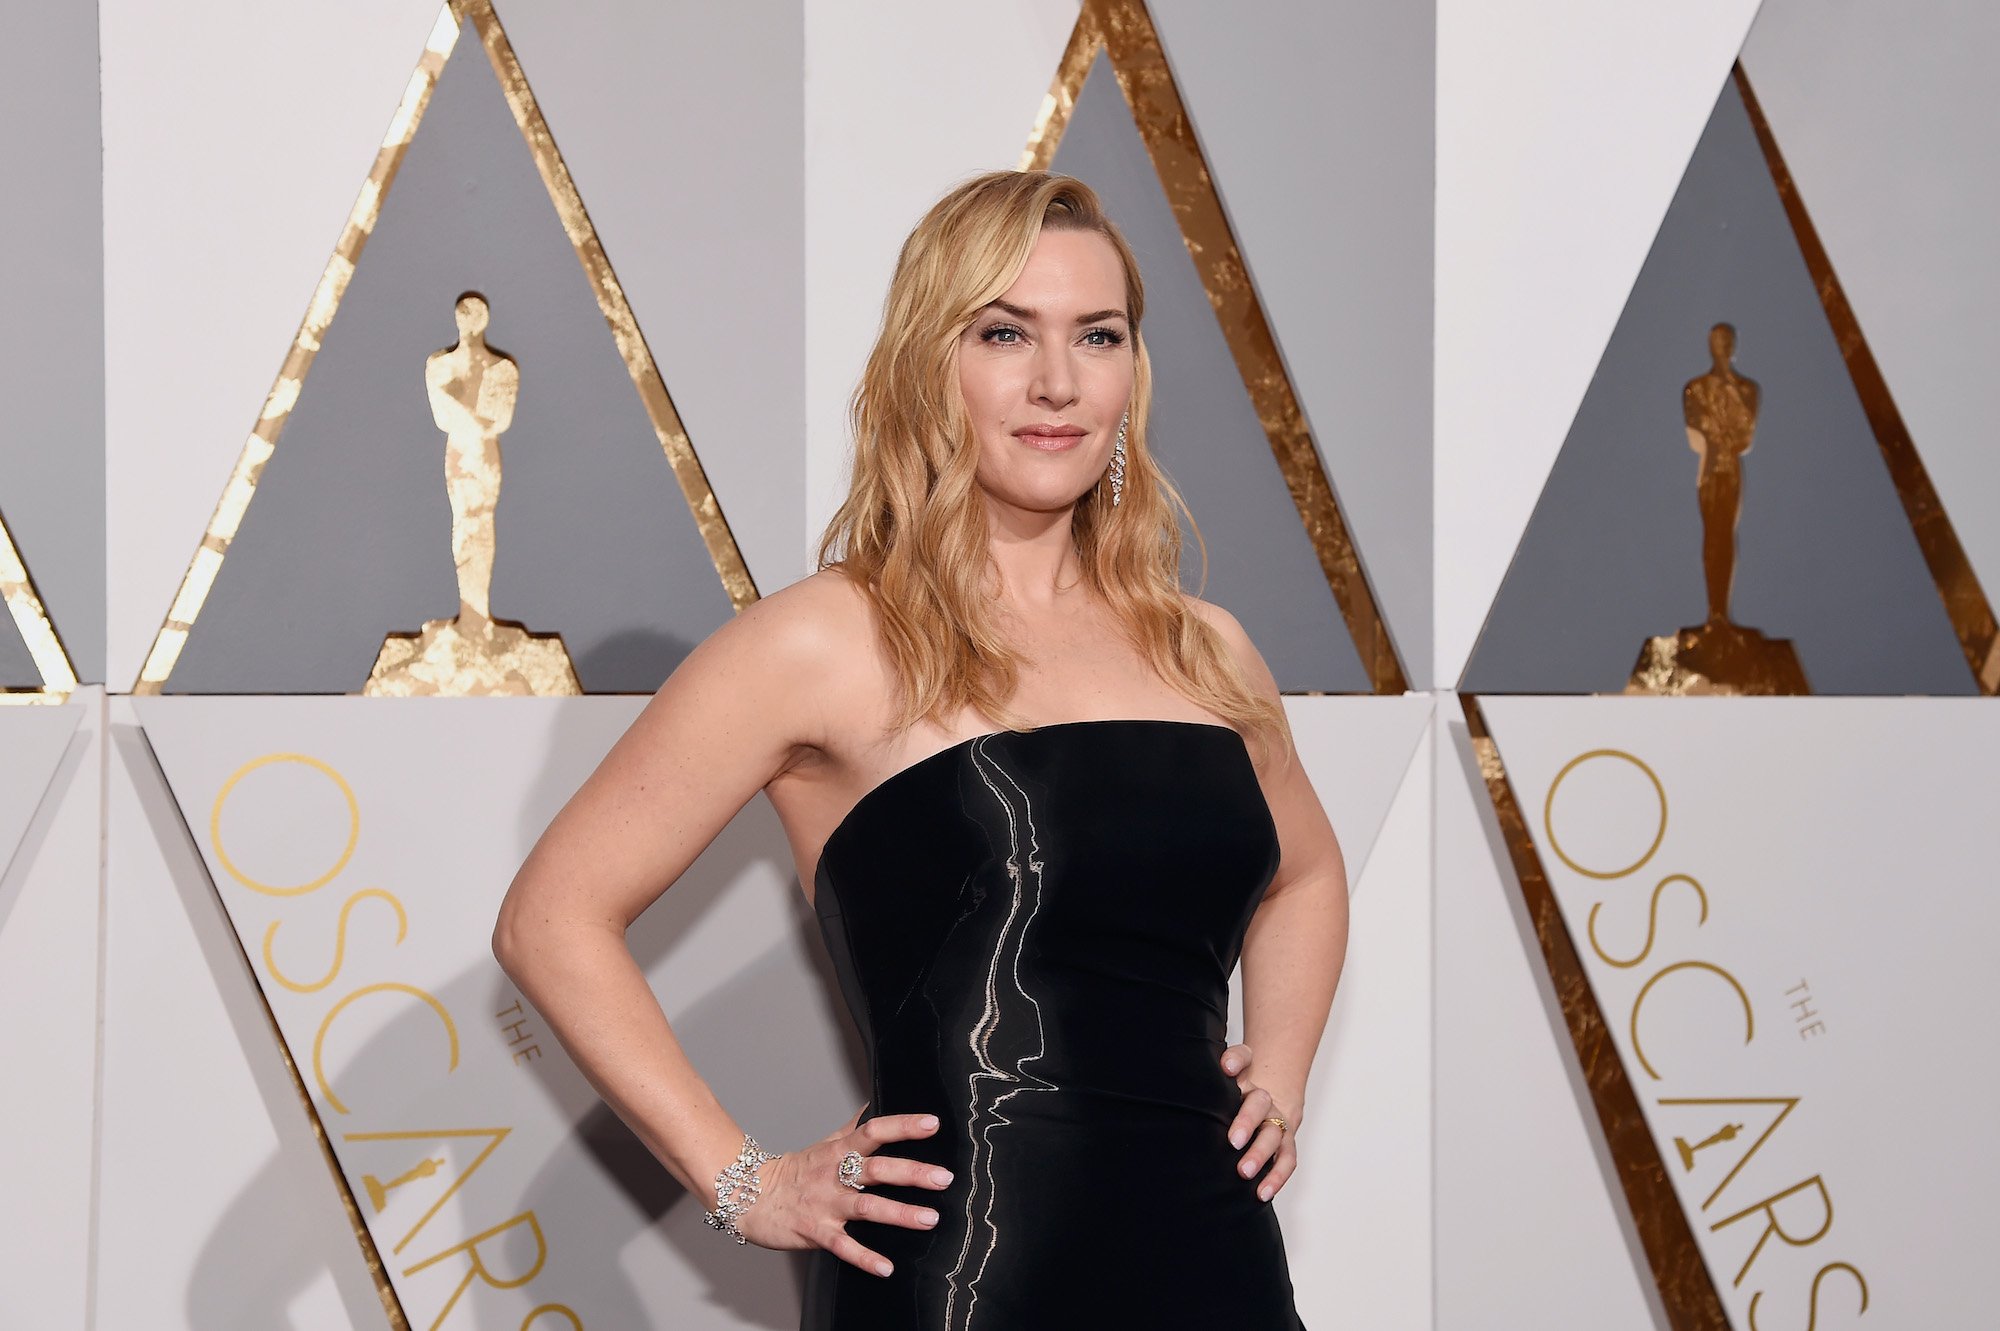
[1109,410,1129,507]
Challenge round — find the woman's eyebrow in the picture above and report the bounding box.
[984,299,1130,325]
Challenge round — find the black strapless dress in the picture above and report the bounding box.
[802,718,1307,1329]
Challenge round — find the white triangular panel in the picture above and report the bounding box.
[0,690,98,1331]
[131,695,833,1327]
[1482,696,1995,1327]
[102,0,448,688]
[97,697,381,1330]
[1435,0,1764,685]
[1435,710,1668,1330]
[1283,695,1434,890]
[0,699,83,877]
[1252,703,1436,1329]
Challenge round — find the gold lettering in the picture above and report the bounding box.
[1712,1175,1836,1288]
[1630,959,1754,1081]
[210,753,360,897]
[403,1209,549,1331]
[313,982,461,1114]
[1587,872,1709,968]
[521,1306,583,1331]
[1542,748,1668,880]
[263,888,409,993]
[342,1126,512,1256]
[1657,1095,1802,1212]
[1747,1261,1871,1329]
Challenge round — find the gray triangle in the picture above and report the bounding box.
[1462,74,1971,695]
[1053,52,1367,692]
[0,4,104,685]
[0,562,39,685]
[167,29,734,694]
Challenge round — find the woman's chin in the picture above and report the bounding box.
[978,482,1098,517]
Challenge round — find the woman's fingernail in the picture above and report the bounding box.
[1229,1130,1245,1148]
[1241,1160,1256,1177]
[876,1260,894,1276]
[932,1168,954,1186]
[1259,1185,1273,1201]
[919,1209,939,1226]
[921,1115,939,1128]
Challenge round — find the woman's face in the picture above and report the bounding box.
[957,227,1135,520]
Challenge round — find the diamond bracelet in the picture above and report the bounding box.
[701,1133,783,1244]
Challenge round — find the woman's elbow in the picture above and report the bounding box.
[490,893,530,974]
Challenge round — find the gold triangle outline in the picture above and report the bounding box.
[1024,0,1408,695]
[1460,694,1731,1331]
[132,0,759,696]
[1456,62,2000,697]
[0,503,78,701]
[1733,62,1999,695]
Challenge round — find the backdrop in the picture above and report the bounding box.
[2,1,1992,1327]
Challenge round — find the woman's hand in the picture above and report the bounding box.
[731,1107,953,1278]
[1219,1042,1299,1203]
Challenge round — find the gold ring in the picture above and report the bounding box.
[1264,1115,1287,1132]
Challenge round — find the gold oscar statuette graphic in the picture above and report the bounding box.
[364,292,581,696]
[1673,1120,1744,1173]
[1627,322,1809,695]
[362,1156,447,1213]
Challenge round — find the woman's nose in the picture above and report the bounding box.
[1030,347,1079,407]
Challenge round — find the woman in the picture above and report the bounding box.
[493,169,1349,1328]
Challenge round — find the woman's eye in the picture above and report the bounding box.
[980,325,1024,344]
[1082,328,1127,347]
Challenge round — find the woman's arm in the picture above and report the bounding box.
[1192,599,1349,1188]
[490,577,845,1199]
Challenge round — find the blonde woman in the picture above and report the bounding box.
[493,170,1348,1327]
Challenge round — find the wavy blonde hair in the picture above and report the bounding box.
[815,169,1288,764]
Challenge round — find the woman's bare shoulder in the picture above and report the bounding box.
[740,564,870,630]
[625,567,882,779]
[710,566,878,681]
[1178,592,1279,695]
[1179,591,1249,650]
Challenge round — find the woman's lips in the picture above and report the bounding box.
[1015,427,1087,452]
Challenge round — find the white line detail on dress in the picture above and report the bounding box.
[943,736,1056,1330]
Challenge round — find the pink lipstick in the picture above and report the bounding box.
[1014,423,1087,452]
